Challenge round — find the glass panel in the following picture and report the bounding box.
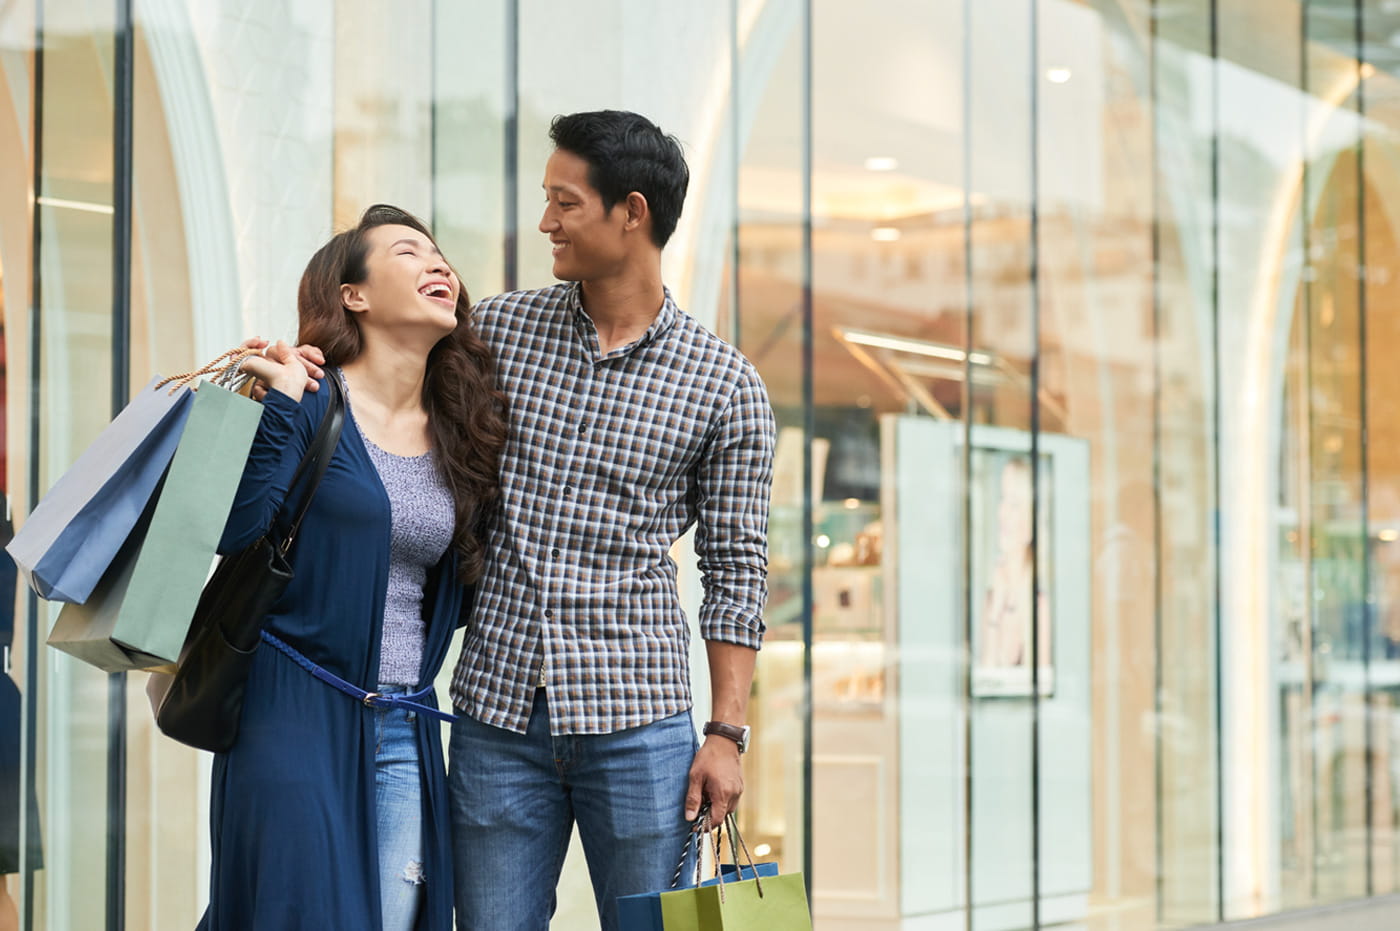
[732,0,807,903]
[1361,5,1400,899]
[1300,2,1367,909]
[806,1,962,926]
[433,0,510,299]
[968,0,1037,927]
[1037,1,1158,928]
[332,0,434,227]
[32,1,117,927]
[1153,0,1223,924]
[0,7,36,930]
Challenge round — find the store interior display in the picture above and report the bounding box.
[748,413,1091,930]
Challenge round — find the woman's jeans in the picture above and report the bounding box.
[448,689,698,931]
[375,686,424,931]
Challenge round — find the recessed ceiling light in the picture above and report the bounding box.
[863,156,898,172]
[1361,62,1377,79]
[1046,67,1072,84]
[871,227,901,242]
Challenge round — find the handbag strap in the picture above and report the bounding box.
[277,371,346,556]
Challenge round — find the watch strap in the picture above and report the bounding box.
[703,721,748,750]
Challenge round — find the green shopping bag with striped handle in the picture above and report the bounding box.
[655,811,811,931]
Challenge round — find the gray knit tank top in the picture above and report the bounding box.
[342,376,455,686]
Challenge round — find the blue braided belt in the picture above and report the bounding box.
[260,630,457,723]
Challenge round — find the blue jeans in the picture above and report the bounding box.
[375,687,425,931]
[448,690,698,931]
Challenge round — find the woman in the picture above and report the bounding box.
[206,204,506,930]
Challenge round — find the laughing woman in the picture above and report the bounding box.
[203,205,506,930]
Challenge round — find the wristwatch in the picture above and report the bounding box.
[703,721,751,753]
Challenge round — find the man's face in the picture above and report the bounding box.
[539,148,629,282]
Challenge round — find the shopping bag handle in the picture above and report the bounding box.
[667,803,765,905]
[714,811,764,902]
[155,347,260,394]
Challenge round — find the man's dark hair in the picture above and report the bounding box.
[549,110,689,248]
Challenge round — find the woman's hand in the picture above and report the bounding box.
[238,340,320,403]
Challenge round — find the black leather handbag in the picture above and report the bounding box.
[153,373,345,752]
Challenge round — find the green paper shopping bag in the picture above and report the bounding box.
[627,809,812,931]
[48,382,263,671]
[657,871,811,931]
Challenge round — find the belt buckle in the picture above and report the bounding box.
[362,691,382,708]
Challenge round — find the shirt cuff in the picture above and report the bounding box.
[699,605,766,651]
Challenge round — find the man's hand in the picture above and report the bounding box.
[245,341,326,401]
[239,340,323,403]
[685,736,744,824]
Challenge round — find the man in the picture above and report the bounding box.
[447,110,775,930]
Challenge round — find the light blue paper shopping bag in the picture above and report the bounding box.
[7,376,194,603]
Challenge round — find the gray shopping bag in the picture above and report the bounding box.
[49,384,263,671]
[7,376,195,603]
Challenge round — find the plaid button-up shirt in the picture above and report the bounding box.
[449,282,775,735]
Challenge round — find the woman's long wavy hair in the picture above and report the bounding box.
[296,204,507,582]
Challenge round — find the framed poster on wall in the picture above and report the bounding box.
[971,446,1056,698]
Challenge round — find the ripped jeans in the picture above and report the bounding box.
[375,686,424,931]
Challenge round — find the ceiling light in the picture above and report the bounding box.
[35,195,115,215]
[871,227,901,242]
[1046,67,1072,84]
[863,156,898,172]
[1361,62,1377,79]
[1380,528,1399,543]
[839,329,995,366]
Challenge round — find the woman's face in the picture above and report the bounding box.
[341,223,461,340]
[997,459,1033,547]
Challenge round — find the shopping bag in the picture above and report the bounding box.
[47,383,263,671]
[658,871,811,931]
[617,863,780,931]
[6,376,194,603]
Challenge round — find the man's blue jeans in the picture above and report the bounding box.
[448,689,697,931]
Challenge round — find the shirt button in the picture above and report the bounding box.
[578,422,588,434]
[544,609,553,619]
[563,485,573,496]
[551,548,560,558]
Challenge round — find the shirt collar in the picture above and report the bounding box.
[566,282,679,356]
